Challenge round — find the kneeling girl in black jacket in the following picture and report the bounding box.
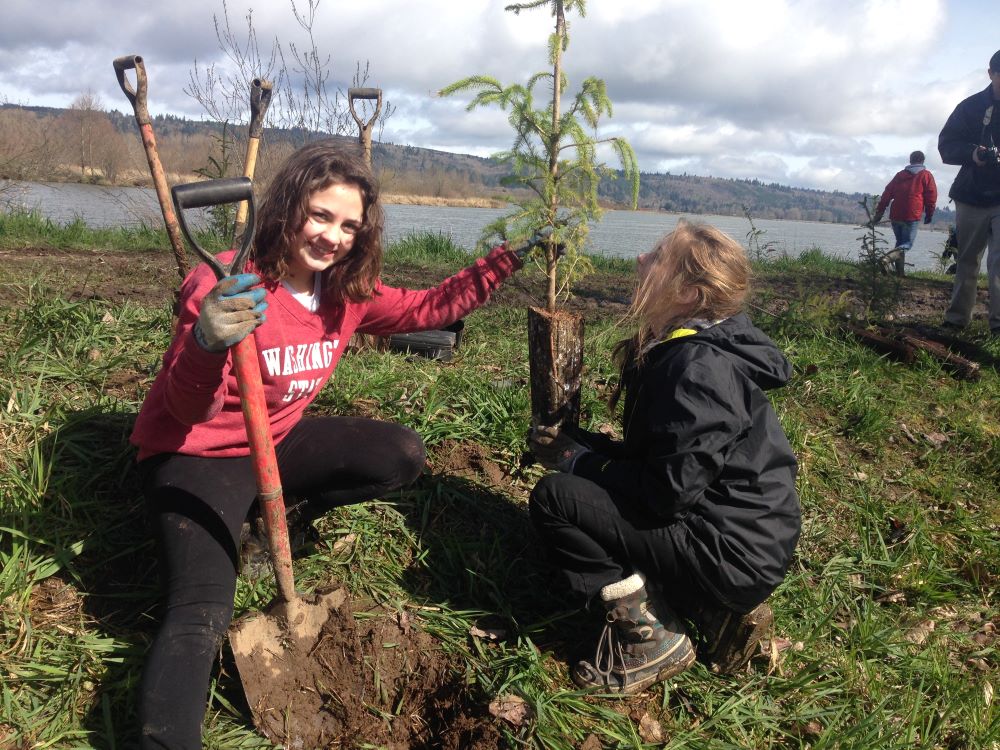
[528,220,801,693]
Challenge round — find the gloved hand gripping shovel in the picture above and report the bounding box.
[171,177,346,743]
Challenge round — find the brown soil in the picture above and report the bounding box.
[429,438,508,487]
[0,245,978,326]
[229,587,502,750]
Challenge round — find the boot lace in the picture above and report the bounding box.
[592,618,629,691]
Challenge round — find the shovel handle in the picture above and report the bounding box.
[248,78,273,139]
[172,178,256,280]
[113,52,188,280]
[348,87,383,129]
[171,177,297,604]
[349,87,381,101]
[113,54,150,124]
[236,79,273,235]
[231,336,297,603]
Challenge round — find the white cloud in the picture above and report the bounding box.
[0,0,995,207]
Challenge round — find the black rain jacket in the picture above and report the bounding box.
[572,313,801,610]
[938,84,1000,207]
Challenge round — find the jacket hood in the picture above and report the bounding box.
[675,313,792,391]
[905,164,926,174]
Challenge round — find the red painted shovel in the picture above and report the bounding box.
[170,178,346,742]
[113,54,189,282]
[171,177,297,604]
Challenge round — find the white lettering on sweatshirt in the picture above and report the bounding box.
[282,377,324,402]
[260,340,338,378]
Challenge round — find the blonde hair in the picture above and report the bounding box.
[610,220,750,405]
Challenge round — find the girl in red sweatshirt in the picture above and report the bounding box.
[131,140,523,749]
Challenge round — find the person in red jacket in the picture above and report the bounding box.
[130,140,533,749]
[873,150,938,275]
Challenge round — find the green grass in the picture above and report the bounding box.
[763,246,857,275]
[384,230,475,266]
[0,233,998,748]
[0,207,232,253]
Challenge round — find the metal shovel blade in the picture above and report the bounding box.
[229,587,349,743]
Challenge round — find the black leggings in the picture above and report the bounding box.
[529,472,709,611]
[137,417,425,750]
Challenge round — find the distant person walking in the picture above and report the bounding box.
[940,49,1000,333]
[873,151,937,275]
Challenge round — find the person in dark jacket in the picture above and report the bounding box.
[527,220,801,694]
[940,49,1000,332]
[873,151,937,276]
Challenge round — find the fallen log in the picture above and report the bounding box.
[847,325,981,381]
[890,329,980,381]
[848,326,916,364]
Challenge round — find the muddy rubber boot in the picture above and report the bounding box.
[573,573,696,694]
[894,249,906,277]
[689,600,773,675]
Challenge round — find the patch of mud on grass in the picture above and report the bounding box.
[429,439,508,487]
[230,586,503,750]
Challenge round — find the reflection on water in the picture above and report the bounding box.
[1,180,949,271]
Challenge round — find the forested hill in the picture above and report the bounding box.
[2,103,954,225]
[371,140,956,225]
[601,171,878,224]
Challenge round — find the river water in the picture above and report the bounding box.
[1,180,950,271]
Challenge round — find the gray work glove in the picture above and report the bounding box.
[528,424,590,473]
[511,226,567,260]
[193,273,268,353]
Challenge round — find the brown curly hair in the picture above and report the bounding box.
[253,140,384,305]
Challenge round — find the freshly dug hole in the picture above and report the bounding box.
[230,587,504,749]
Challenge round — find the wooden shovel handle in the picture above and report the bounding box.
[113,54,150,124]
[348,87,383,129]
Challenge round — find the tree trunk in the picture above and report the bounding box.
[546,0,565,313]
[528,306,584,428]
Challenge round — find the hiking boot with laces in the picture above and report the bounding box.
[688,600,773,675]
[573,573,696,694]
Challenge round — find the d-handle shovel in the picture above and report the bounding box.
[170,177,298,612]
[233,79,273,239]
[172,179,348,741]
[114,54,189,282]
[348,87,383,165]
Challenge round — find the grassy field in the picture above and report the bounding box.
[0,214,997,749]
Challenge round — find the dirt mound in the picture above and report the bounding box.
[429,439,508,487]
[230,587,503,749]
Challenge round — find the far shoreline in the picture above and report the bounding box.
[1,176,950,231]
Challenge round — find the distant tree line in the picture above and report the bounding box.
[0,100,222,186]
[0,102,956,226]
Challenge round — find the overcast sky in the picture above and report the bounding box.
[1,0,996,209]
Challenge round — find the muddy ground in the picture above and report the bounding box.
[2,245,992,749]
[227,588,503,749]
[0,244,980,323]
